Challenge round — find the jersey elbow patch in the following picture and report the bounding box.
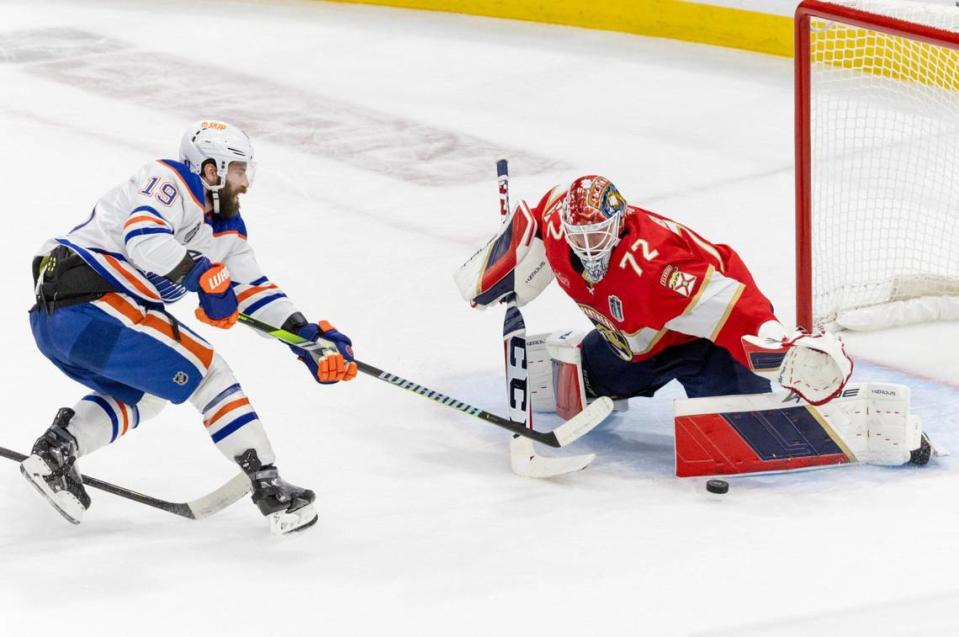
[665,266,745,341]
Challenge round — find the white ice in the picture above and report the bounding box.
[1,1,958,636]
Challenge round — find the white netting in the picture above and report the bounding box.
[807,0,959,329]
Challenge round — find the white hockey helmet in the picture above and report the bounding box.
[179,120,256,193]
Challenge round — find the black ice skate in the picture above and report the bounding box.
[236,449,317,535]
[20,408,90,524]
[909,432,933,466]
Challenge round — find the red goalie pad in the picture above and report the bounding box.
[674,393,854,477]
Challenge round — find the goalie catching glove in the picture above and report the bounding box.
[454,201,553,309]
[742,321,853,405]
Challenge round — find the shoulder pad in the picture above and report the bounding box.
[206,212,248,239]
[156,159,206,209]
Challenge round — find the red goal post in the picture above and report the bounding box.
[796,0,959,331]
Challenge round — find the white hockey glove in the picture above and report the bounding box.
[453,201,553,309]
[742,321,853,406]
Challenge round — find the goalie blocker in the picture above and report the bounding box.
[454,200,553,310]
[674,382,936,478]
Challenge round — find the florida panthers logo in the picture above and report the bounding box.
[577,302,633,361]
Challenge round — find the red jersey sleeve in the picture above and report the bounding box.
[526,185,566,238]
[636,212,778,367]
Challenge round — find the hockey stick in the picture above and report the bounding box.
[0,446,250,520]
[237,313,612,448]
[504,300,596,477]
[496,159,597,477]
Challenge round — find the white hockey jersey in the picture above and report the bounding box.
[40,159,298,327]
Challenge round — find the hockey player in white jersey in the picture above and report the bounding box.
[23,120,356,534]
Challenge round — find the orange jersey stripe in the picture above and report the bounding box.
[204,397,251,428]
[99,293,145,324]
[101,254,161,301]
[213,230,246,240]
[97,293,213,370]
[141,314,214,369]
[236,284,278,302]
[118,402,130,436]
[124,215,169,228]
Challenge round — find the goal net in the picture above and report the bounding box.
[796,0,959,331]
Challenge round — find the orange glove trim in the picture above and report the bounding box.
[343,362,358,381]
[195,307,238,329]
[316,352,347,382]
[318,320,336,332]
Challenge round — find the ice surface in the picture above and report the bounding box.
[1,1,957,635]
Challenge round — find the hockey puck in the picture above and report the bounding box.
[706,479,729,494]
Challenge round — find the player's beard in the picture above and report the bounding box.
[209,184,244,218]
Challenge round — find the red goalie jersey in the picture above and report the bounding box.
[529,186,778,368]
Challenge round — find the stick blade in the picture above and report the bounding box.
[509,435,595,478]
[551,396,614,447]
[186,473,251,520]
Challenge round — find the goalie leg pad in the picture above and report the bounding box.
[527,332,556,413]
[529,329,631,417]
[527,330,588,417]
[501,328,591,418]
[674,382,926,477]
[546,331,588,421]
[858,385,921,466]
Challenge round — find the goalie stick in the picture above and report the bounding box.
[504,301,597,477]
[0,446,250,520]
[497,158,598,477]
[237,313,612,448]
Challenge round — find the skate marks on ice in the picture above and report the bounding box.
[0,28,564,186]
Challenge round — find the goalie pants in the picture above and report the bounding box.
[581,330,771,400]
[28,292,275,464]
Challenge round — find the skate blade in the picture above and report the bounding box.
[20,456,84,525]
[269,503,318,536]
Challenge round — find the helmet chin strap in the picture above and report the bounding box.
[211,188,221,215]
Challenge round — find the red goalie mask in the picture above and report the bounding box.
[561,175,627,283]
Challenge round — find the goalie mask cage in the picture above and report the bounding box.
[796,0,959,332]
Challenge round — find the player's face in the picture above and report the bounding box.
[565,215,620,259]
[225,161,251,191]
[567,228,617,254]
[218,162,251,217]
